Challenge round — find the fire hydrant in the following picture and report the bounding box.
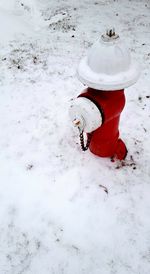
[69,29,140,160]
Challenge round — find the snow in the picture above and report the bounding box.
[0,0,150,273]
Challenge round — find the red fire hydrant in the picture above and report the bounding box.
[69,29,140,160]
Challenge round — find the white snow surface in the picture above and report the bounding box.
[0,0,150,273]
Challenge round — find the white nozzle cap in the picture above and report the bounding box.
[69,97,102,133]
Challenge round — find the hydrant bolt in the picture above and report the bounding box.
[106,28,115,37]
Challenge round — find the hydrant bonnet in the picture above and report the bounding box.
[77,29,140,90]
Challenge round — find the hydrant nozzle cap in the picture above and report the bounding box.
[101,28,119,42]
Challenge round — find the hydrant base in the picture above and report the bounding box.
[114,138,128,160]
[89,137,127,160]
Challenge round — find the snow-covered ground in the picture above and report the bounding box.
[0,0,150,273]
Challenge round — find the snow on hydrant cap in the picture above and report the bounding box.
[77,28,140,91]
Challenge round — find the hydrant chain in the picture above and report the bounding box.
[79,129,92,151]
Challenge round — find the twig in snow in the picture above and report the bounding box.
[99,184,108,194]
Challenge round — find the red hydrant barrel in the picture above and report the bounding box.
[79,88,127,160]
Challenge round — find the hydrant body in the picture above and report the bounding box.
[79,88,127,160]
[69,29,140,161]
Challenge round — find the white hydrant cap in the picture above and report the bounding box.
[69,97,102,133]
[77,29,140,90]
